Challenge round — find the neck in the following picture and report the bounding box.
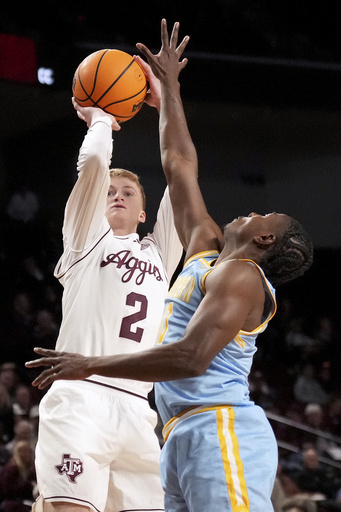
[109,224,138,237]
[216,244,261,265]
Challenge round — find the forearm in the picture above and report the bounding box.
[27,340,202,390]
[77,116,113,175]
[64,117,112,250]
[159,80,198,179]
[87,342,197,382]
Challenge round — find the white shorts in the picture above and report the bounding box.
[35,380,164,512]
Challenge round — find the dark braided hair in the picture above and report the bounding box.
[259,218,313,287]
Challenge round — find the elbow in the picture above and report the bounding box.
[85,153,108,170]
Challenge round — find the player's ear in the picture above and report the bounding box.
[138,210,146,224]
[253,233,276,247]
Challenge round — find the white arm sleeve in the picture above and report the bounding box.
[62,117,113,252]
[144,187,183,282]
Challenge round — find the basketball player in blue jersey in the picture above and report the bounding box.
[27,20,313,512]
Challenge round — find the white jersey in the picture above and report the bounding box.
[54,116,182,398]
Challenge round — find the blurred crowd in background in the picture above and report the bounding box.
[0,184,341,512]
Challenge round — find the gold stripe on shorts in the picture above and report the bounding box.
[217,407,250,512]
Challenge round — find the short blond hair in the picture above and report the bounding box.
[109,168,146,209]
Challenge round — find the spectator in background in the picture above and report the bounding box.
[0,384,14,444]
[315,396,341,477]
[5,419,35,455]
[285,317,318,362]
[281,495,317,512]
[318,361,335,398]
[277,462,304,503]
[324,394,341,438]
[6,186,39,224]
[249,369,277,409]
[296,447,338,500]
[271,403,305,450]
[312,315,335,354]
[271,461,287,512]
[40,283,62,322]
[302,403,329,455]
[293,362,329,406]
[304,403,324,429]
[0,425,11,469]
[0,364,20,400]
[0,293,36,367]
[28,407,39,441]
[12,385,36,424]
[0,440,37,512]
[31,309,58,350]
[4,185,42,274]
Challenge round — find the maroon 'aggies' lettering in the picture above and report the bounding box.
[100,250,163,284]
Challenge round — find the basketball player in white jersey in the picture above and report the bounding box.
[27,20,313,512]
[29,46,184,512]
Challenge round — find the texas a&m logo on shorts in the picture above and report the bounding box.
[55,453,83,483]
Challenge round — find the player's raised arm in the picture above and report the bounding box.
[137,20,224,257]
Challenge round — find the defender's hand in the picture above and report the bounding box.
[26,348,92,389]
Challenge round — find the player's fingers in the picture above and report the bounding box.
[134,55,149,73]
[176,36,190,57]
[77,110,85,122]
[170,21,180,50]
[136,43,154,62]
[112,119,121,131]
[161,18,170,48]
[34,347,59,356]
[179,58,189,71]
[72,97,84,114]
[32,370,56,389]
[26,348,62,368]
[25,357,56,368]
[31,368,51,385]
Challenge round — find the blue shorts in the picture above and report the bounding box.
[160,404,277,512]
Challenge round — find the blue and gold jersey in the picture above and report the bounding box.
[155,251,276,425]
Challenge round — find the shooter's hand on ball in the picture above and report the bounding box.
[26,348,93,389]
[134,56,161,112]
[72,97,121,131]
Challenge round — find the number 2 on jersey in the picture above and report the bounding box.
[119,292,148,342]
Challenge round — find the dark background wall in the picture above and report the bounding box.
[1,1,340,322]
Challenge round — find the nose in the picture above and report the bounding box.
[248,212,260,217]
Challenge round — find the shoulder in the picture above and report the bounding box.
[205,259,264,296]
[211,259,262,280]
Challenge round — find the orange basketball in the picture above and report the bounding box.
[72,49,147,123]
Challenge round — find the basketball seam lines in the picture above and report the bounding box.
[103,83,147,107]
[77,49,109,100]
[93,58,137,106]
